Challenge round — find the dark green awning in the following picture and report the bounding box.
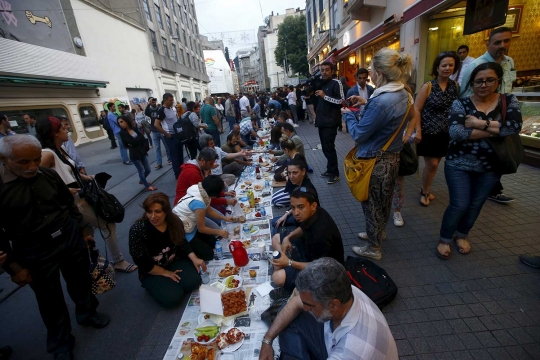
[0,75,107,88]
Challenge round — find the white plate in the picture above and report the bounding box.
[194,320,220,344]
[222,275,243,289]
[220,327,245,353]
[249,225,260,235]
[197,313,212,325]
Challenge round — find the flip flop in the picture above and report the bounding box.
[454,237,471,255]
[146,186,158,191]
[435,240,451,260]
[420,190,431,207]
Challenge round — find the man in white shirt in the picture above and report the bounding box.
[287,85,299,125]
[259,258,398,360]
[239,93,251,119]
[451,45,475,85]
[198,133,246,185]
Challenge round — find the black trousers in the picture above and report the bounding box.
[105,128,117,148]
[16,218,98,354]
[490,180,503,196]
[318,126,339,176]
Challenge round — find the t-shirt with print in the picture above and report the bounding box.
[157,106,177,134]
[186,200,207,241]
[200,104,218,131]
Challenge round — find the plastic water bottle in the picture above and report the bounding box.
[260,206,266,217]
[265,180,270,192]
[243,223,250,238]
[215,240,223,260]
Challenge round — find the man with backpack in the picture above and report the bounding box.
[259,258,398,360]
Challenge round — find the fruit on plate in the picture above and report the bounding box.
[194,325,219,340]
[225,276,240,288]
[255,212,261,217]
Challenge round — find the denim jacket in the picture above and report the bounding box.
[343,89,411,158]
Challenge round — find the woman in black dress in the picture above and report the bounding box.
[129,193,207,308]
[414,52,461,206]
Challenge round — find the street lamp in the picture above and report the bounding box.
[349,54,356,66]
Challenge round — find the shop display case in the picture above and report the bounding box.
[516,96,540,149]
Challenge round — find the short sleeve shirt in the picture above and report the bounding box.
[186,200,207,241]
[239,118,253,136]
[299,207,344,264]
[200,104,218,131]
[157,106,177,134]
[211,147,229,175]
[239,96,250,111]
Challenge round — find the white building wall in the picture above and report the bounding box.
[264,33,286,90]
[70,0,158,105]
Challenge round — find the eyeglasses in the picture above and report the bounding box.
[473,78,499,87]
[293,186,317,199]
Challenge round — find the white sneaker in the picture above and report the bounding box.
[357,232,368,240]
[293,124,300,128]
[393,212,404,227]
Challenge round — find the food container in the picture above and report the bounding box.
[199,285,248,318]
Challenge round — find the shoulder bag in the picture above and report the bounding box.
[487,95,524,174]
[398,141,418,176]
[344,103,411,202]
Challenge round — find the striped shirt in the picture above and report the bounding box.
[324,286,398,359]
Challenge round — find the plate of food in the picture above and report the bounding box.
[223,275,242,289]
[194,321,220,344]
[216,327,245,352]
[218,263,241,277]
[242,240,251,248]
[189,342,216,360]
[253,184,264,191]
[249,225,260,235]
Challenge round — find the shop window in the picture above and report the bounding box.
[1,107,69,135]
[78,105,99,129]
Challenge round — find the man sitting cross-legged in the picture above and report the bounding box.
[259,258,398,360]
[270,187,344,293]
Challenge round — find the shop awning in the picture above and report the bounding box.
[403,0,448,24]
[346,22,385,53]
[0,38,108,87]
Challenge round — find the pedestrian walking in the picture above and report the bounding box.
[436,62,522,259]
[343,48,414,261]
[156,93,183,178]
[415,51,460,206]
[286,85,299,125]
[0,135,111,360]
[107,102,132,165]
[118,115,157,191]
[145,97,171,170]
[225,94,237,131]
[99,110,117,149]
[200,97,223,147]
[135,104,153,148]
[315,62,345,185]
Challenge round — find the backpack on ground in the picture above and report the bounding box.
[174,112,198,144]
[344,256,398,309]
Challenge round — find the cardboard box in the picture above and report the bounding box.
[199,286,248,318]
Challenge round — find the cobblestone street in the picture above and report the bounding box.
[1,122,539,360]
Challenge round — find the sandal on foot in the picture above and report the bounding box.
[146,186,158,191]
[115,262,138,273]
[435,240,451,260]
[454,237,471,255]
[420,190,431,207]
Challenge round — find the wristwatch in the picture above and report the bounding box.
[288,258,293,267]
[483,119,490,131]
[262,337,273,346]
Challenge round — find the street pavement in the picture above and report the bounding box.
[1,122,540,360]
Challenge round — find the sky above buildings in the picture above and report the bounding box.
[195,0,306,57]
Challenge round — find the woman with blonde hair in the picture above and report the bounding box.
[343,47,415,260]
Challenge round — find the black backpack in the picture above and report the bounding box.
[174,112,198,144]
[84,179,125,223]
[344,256,397,309]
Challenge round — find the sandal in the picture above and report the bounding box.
[114,261,138,273]
[139,181,153,185]
[420,190,431,207]
[454,237,471,255]
[435,240,451,260]
[155,164,163,169]
[146,186,158,191]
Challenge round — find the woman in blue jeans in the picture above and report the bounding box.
[118,115,157,191]
[437,62,522,259]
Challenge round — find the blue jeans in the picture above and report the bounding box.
[163,135,184,179]
[278,309,327,360]
[115,133,129,163]
[152,131,171,166]
[205,129,221,147]
[132,155,151,188]
[226,116,236,131]
[440,164,501,243]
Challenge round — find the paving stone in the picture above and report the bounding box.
[475,331,502,348]
[443,334,467,351]
[468,349,496,360]
[409,337,431,354]
[389,324,406,340]
[458,333,484,350]
[508,327,536,345]
[432,320,454,335]
[425,335,450,353]
[506,345,534,360]
[479,315,504,331]
[488,347,512,360]
[452,350,474,360]
[396,339,415,356]
[522,343,540,359]
[492,329,519,346]
[448,319,471,334]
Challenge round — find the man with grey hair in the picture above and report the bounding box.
[0,135,110,360]
[260,258,398,360]
[198,134,246,186]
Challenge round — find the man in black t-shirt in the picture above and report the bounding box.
[270,188,344,292]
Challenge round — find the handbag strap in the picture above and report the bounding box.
[500,94,507,122]
[382,103,412,152]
